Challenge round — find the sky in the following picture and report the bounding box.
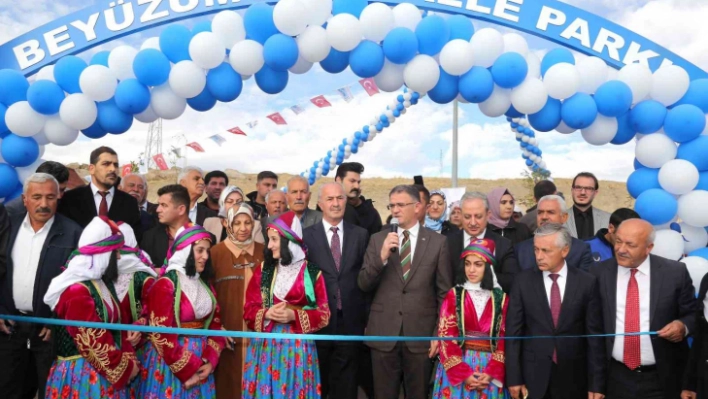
[0,0,706,182]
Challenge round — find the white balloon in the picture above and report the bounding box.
[229,40,264,76]
[297,26,330,63]
[289,56,313,74]
[212,11,246,48]
[32,130,50,145]
[5,101,45,137]
[479,85,512,117]
[169,61,206,98]
[360,3,394,43]
[658,159,699,195]
[575,56,607,94]
[525,52,541,79]
[503,33,528,56]
[439,39,474,76]
[327,14,362,52]
[511,78,548,115]
[392,3,421,30]
[678,190,708,227]
[107,45,138,80]
[556,121,576,134]
[650,65,690,106]
[79,65,118,102]
[274,0,308,36]
[301,0,332,27]
[680,223,708,254]
[140,37,161,51]
[470,28,504,68]
[606,67,618,81]
[683,256,708,292]
[16,158,46,183]
[403,55,440,93]
[618,63,653,104]
[60,94,97,130]
[189,32,226,70]
[635,133,677,168]
[651,229,685,260]
[581,115,618,145]
[151,84,187,120]
[135,104,159,124]
[35,65,55,82]
[43,117,79,146]
[543,63,580,100]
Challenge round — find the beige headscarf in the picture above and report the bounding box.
[224,203,257,258]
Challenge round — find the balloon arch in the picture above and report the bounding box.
[0,0,708,267]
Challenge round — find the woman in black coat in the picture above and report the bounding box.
[486,187,532,245]
[682,273,708,399]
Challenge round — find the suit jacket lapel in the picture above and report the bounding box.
[84,186,97,218]
[565,211,577,238]
[340,223,355,274]
[534,270,555,328]
[649,256,663,324]
[558,266,579,329]
[404,227,429,285]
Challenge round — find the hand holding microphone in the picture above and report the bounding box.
[380,218,399,263]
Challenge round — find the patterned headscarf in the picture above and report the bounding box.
[267,210,306,265]
[425,190,448,232]
[162,224,213,276]
[487,187,513,229]
[461,238,501,289]
[225,203,255,249]
[117,222,157,277]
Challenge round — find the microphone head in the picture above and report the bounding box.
[390,217,399,227]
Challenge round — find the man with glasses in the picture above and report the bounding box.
[567,172,610,240]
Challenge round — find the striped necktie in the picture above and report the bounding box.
[400,230,411,280]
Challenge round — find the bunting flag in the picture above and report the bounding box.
[359,78,380,96]
[310,95,332,108]
[153,154,169,171]
[121,164,132,177]
[227,126,247,136]
[186,142,205,152]
[246,120,258,129]
[337,86,354,102]
[267,112,287,125]
[209,134,226,146]
[171,147,182,158]
[290,105,306,115]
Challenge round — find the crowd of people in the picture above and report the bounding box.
[0,145,706,399]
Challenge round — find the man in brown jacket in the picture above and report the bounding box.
[358,184,453,399]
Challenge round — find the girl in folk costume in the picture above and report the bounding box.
[135,224,226,399]
[432,238,510,399]
[242,211,330,399]
[210,203,265,399]
[43,216,139,399]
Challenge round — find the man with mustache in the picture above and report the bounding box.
[286,176,322,229]
[0,173,82,399]
[335,162,382,237]
[4,161,70,217]
[566,172,611,240]
[120,173,156,233]
[178,166,216,226]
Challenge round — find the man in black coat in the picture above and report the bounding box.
[506,223,605,399]
[683,273,708,399]
[140,184,191,267]
[335,162,382,237]
[303,182,369,399]
[592,219,695,399]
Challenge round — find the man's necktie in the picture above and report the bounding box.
[624,268,641,370]
[549,273,561,363]
[330,227,342,310]
[98,191,109,217]
[400,230,411,280]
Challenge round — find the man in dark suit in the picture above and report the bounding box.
[141,184,191,266]
[683,273,708,399]
[303,182,369,399]
[358,184,452,399]
[58,146,141,240]
[592,219,695,399]
[119,173,156,233]
[506,223,605,399]
[447,191,520,292]
[178,166,217,226]
[0,173,82,399]
[515,195,594,272]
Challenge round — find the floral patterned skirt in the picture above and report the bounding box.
[242,323,321,399]
[432,349,510,399]
[134,336,216,399]
[45,356,131,399]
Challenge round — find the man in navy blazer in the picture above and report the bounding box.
[515,195,593,271]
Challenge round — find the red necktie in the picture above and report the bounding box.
[98,191,109,217]
[549,273,561,363]
[624,269,641,370]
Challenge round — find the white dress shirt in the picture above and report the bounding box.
[140,201,148,212]
[91,183,115,213]
[542,262,568,306]
[188,203,197,223]
[612,257,655,365]
[12,215,54,312]
[322,219,344,251]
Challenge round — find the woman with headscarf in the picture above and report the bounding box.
[432,238,510,399]
[135,224,226,399]
[210,203,265,399]
[486,188,531,245]
[116,222,158,328]
[242,211,330,399]
[426,190,460,236]
[43,216,139,398]
[449,200,463,229]
[203,186,264,245]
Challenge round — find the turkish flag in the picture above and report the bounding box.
[267,112,287,125]
[359,78,380,96]
[228,127,247,136]
[310,95,332,108]
[186,142,205,152]
[152,154,169,171]
[121,164,132,177]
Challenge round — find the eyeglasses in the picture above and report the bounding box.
[572,186,596,193]
[386,202,418,211]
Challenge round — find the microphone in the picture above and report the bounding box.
[390,218,399,253]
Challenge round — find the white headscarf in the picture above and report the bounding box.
[218,186,245,218]
[117,223,157,277]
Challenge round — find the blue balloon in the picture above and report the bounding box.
[351,145,359,154]
[447,15,474,40]
[0,104,7,135]
[5,183,23,201]
[53,56,87,94]
[561,93,598,129]
[160,25,192,63]
[634,188,677,225]
[0,134,39,167]
[505,105,524,118]
[320,49,350,74]
[244,3,278,44]
[415,16,450,56]
[90,51,110,67]
[350,41,385,78]
[380,115,388,123]
[611,112,636,145]
[375,123,383,131]
[192,21,212,34]
[458,67,494,103]
[677,136,708,171]
[81,120,108,139]
[27,80,65,115]
[674,78,708,112]
[525,159,533,166]
[97,100,133,134]
[689,247,708,260]
[133,49,171,87]
[695,171,708,191]
[114,79,150,114]
[0,163,19,198]
[627,168,660,198]
[0,69,29,106]
[393,109,400,117]
[207,63,242,102]
[255,65,288,94]
[529,98,562,132]
[263,34,299,71]
[383,28,418,64]
[629,100,666,134]
[187,88,217,112]
[491,52,528,89]
[428,68,459,104]
[332,0,367,17]
[633,158,647,170]
[664,104,706,143]
[541,48,575,77]
[594,80,632,117]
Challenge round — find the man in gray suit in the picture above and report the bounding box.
[566,172,611,240]
[286,175,322,229]
[358,184,453,399]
